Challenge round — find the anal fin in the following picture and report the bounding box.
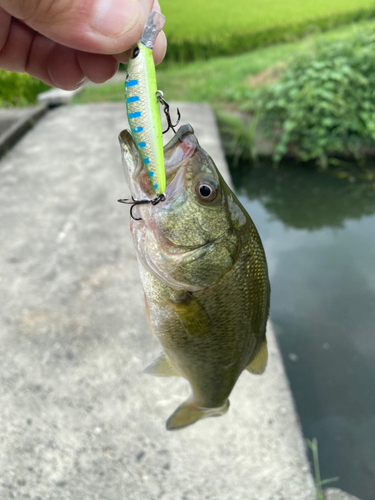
[246,338,268,375]
[143,352,181,377]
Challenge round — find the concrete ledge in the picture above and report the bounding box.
[0,104,47,158]
[0,103,317,499]
[325,488,362,500]
[37,87,82,107]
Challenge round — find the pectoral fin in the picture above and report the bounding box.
[170,293,211,337]
[246,338,268,375]
[143,352,181,377]
[166,398,230,431]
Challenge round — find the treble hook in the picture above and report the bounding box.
[156,90,181,134]
[118,194,166,221]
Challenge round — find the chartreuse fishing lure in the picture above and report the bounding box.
[125,11,178,198]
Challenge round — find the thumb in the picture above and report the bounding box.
[0,0,148,54]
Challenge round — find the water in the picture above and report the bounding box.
[231,162,375,500]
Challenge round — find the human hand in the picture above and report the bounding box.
[0,0,167,90]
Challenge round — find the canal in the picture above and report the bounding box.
[231,162,375,500]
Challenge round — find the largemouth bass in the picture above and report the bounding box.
[119,124,270,430]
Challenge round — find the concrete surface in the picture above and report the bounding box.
[0,105,47,158]
[324,489,362,500]
[37,88,82,107]
[0,103,316,500]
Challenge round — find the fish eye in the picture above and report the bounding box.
[131,46,140,59]
[195,179,218,202]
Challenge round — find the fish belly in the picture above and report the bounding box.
[140,259,264,409]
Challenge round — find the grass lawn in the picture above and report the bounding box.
[160,0,375,60]
[72,19,375,107]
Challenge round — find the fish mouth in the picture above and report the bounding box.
[119,124,198,201]
[120,123,211,287]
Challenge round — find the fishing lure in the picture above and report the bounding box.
[125,11,169,196]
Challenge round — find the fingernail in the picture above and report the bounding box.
[92,0,141,38]
[74,76,88,90]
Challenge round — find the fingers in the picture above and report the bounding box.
[113,0,167,65]
[37,44,118,90]
[0,0,167,89]
[153,29,167,66]
[114,29,166,65]
[0,14,118,89]
[76,52,118,84]
[0,0,150,55]
[0,16,34,72]
[46,45,85,90]
[25,32,56,86]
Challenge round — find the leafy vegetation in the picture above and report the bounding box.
[73,18,375,106]
[0,70,49,107]
[251,32,375,165]
[161,0,375,61]
[74,20,375,167]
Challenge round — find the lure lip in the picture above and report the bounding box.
[140,11,165,49]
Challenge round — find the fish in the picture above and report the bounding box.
[125,11,166,196]
[119,124,270,430]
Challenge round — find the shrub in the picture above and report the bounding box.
[253,32,375,165]
[0,70,49,107]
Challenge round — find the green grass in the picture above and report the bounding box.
[0,70,49,107]
[72,19,375,106]
[160,0,375,61]
[306,438,339,500]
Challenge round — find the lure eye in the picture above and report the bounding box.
[131,46,140,59]
[195,179,218,202]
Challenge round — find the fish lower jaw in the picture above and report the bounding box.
[135,215,209,258]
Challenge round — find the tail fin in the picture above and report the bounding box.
[166,398,230,431]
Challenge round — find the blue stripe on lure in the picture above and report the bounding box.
[124,10,166,196]
[125,80,138,87]
[126,96,139,103]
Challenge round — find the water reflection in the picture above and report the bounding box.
[231,161,375,500]
[233,161,375,230]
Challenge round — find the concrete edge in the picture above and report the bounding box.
[206,103,363,500]
[0,104,47,158]
[37,87,82,107]
[0,87,83,159]
[324,488,363,500]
